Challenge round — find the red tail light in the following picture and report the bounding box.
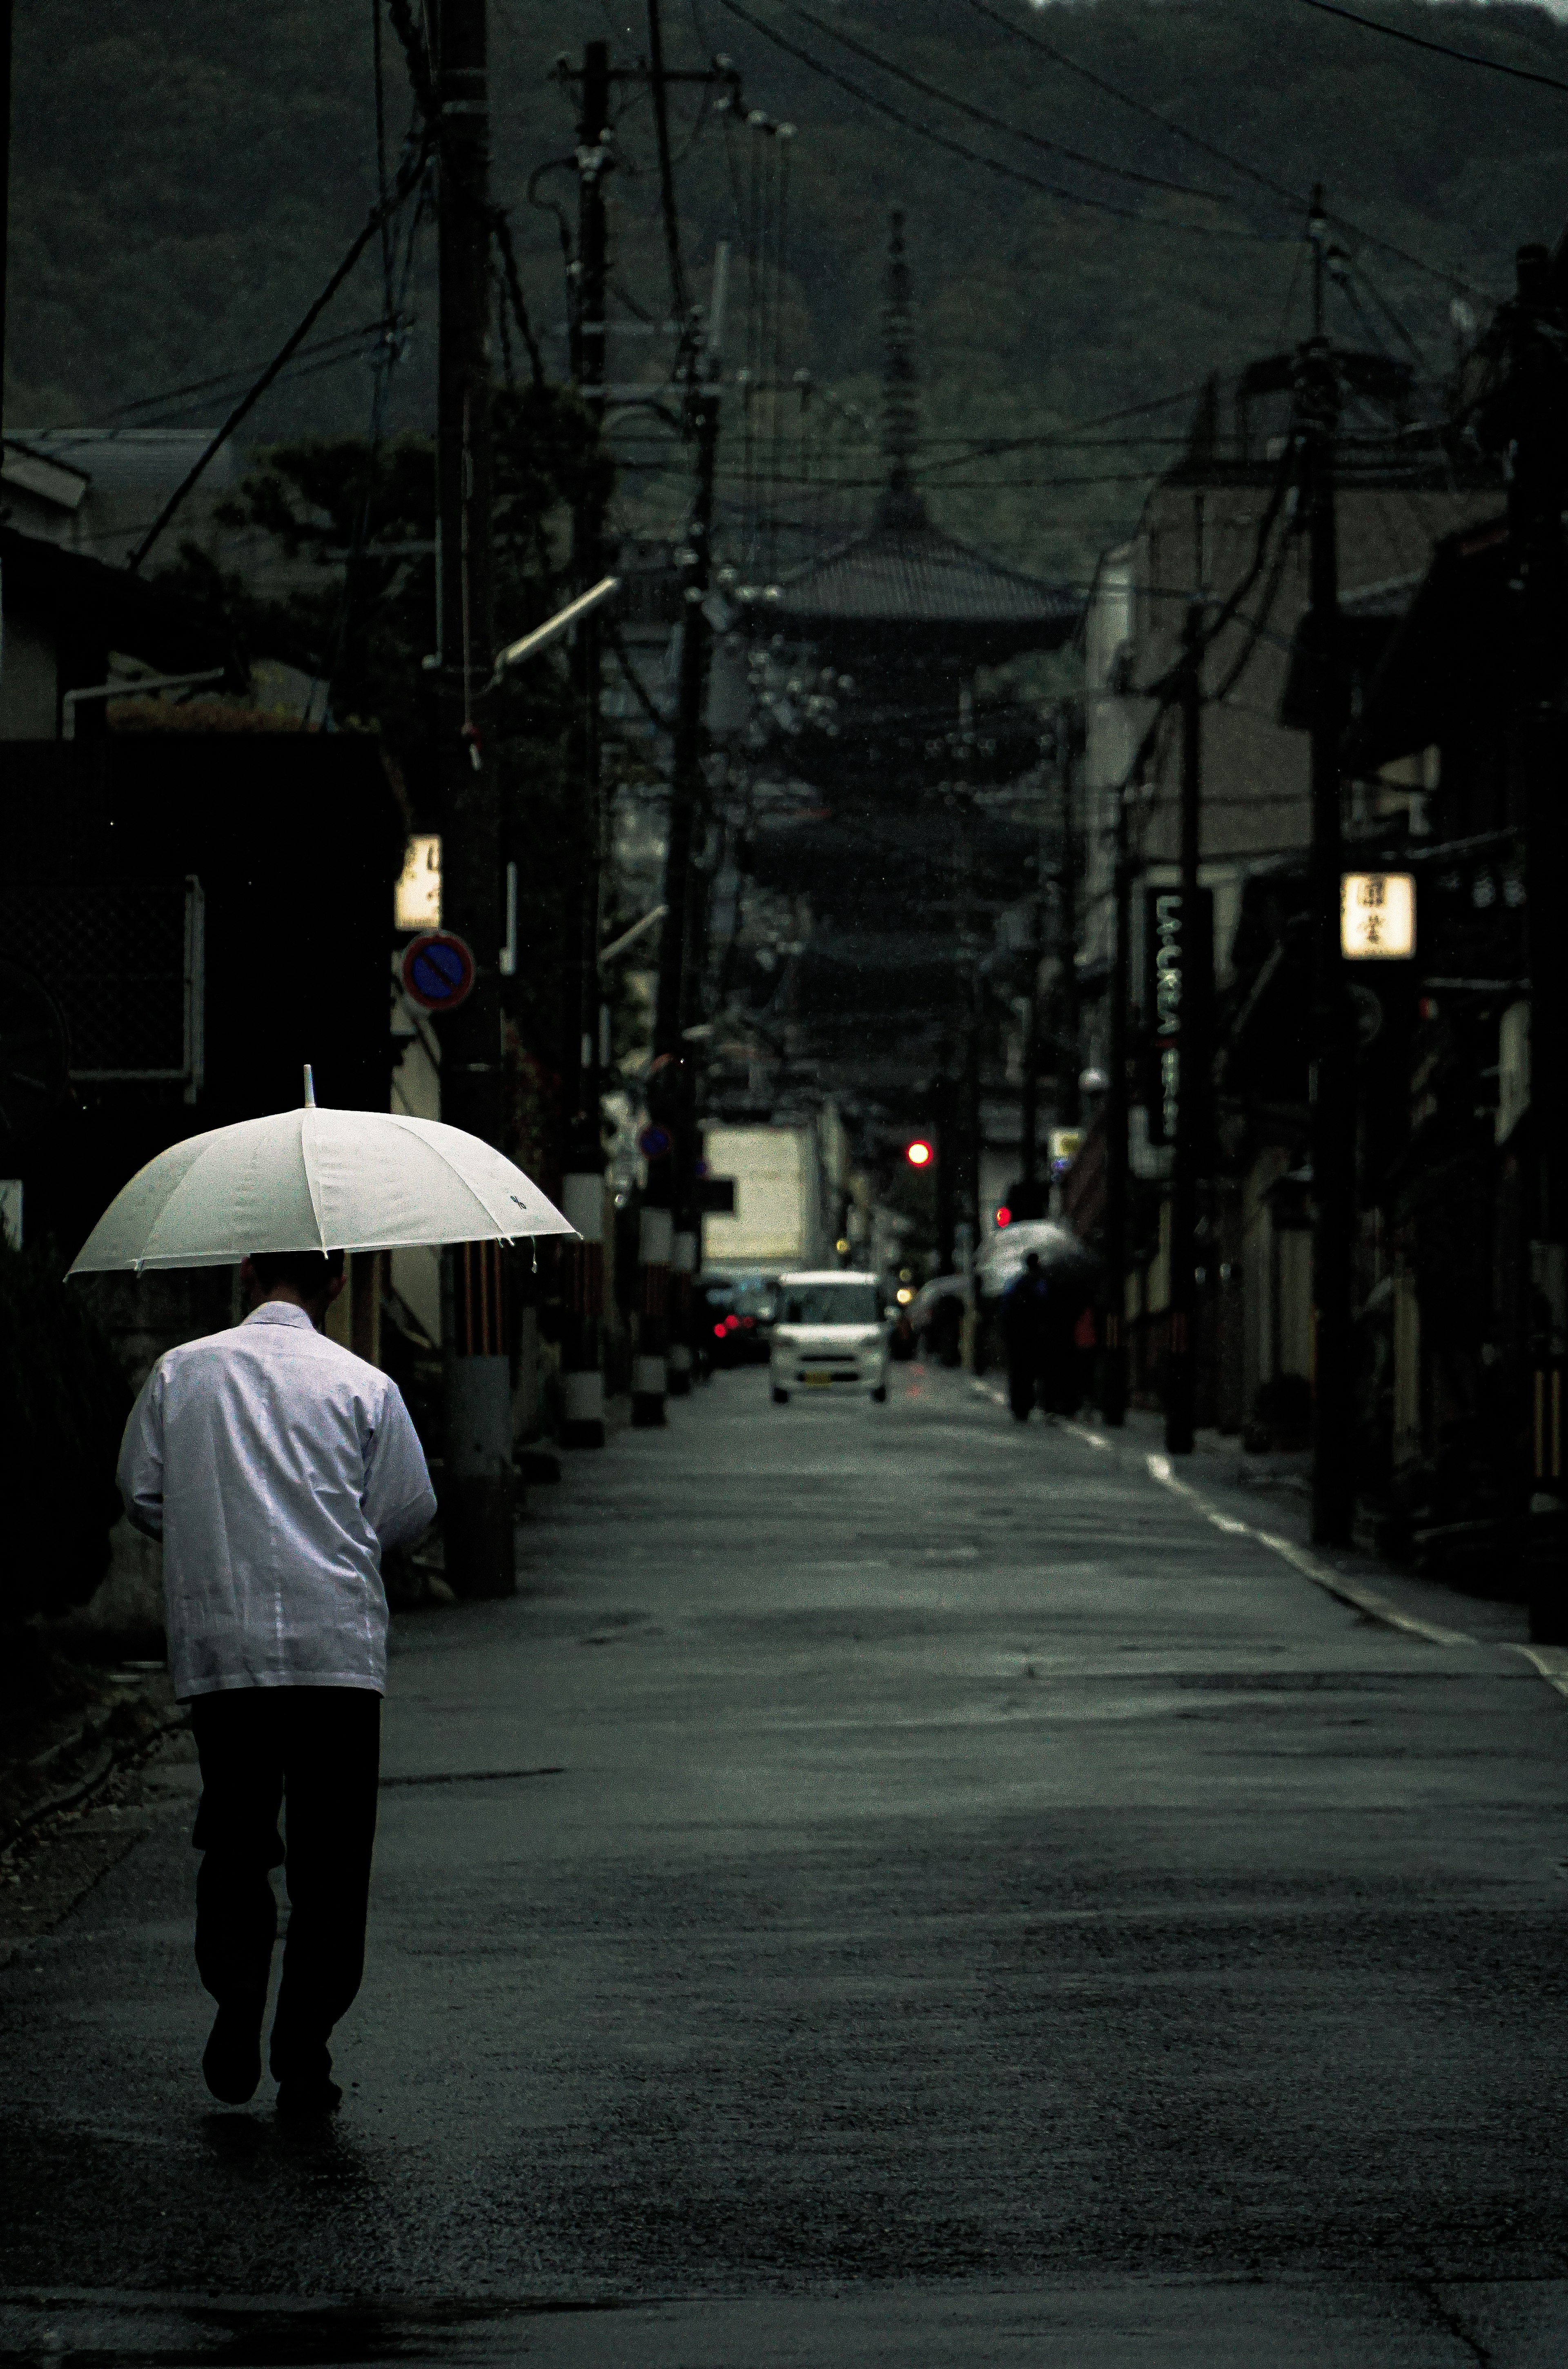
[713,1324,726,1338]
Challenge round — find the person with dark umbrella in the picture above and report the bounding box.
[1000,1250,1053,1422]
[116,1246,436,2120]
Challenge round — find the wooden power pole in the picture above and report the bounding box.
[559,39,612,1450]
[1301,189,1356,1548]
[1164,601,1205,1456]
[432,0,512,1596]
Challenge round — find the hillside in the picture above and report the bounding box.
[8,0,1568,582]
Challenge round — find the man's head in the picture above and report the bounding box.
[241,1248,346,1323]
[1025,1252,1042,1274]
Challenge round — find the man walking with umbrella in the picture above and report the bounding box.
[1000,1250,1053,1421]
[116,1245,437,2119]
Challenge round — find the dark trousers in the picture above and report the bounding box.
[189,1686,381,2085]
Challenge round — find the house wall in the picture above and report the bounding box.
[0,614,58,737]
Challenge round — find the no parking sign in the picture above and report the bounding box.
[401,931,475,1013]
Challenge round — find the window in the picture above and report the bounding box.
[781,1285,880,1326]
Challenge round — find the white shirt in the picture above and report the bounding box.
[116,1301,437,1701]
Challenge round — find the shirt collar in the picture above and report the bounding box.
[243,1302,319,1333]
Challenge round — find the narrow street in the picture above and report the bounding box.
[4,1367,1568,2366]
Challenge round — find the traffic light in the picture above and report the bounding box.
[905,1138,934,1168]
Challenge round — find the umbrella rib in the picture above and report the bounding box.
[383,1115,530,1237]
[298,1109,330,1250]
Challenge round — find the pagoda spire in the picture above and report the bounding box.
[878,209,927,530]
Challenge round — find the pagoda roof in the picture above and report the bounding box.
[762,514,1080,664]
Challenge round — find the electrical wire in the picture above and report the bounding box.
[67,323,390,428]
[648,0,695,336]
[782,0,1239,208]
[126,135,432,573]
[714,0,1285,242]
[1292,0,1568,94]
[960,0,1492,296]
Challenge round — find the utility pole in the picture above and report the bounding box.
[1164,602,1205,1456]
[430,0,512,1595]
[1486,240,1568,1621]
[1018,853,1042,1215]
[559,40,612,1451]
[1301,187,1356,1547]
[646,373,719,1410]
[0,0,12,442]
[1099,781,1133,1427]
[1058,701,1083,1134]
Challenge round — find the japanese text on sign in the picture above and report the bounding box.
[1341,872,1415,961]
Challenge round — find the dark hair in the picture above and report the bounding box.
[247,1248,345,1300]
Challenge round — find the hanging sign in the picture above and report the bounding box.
[400,930,475,1012]
[1143,886,1212,1147]
[1341,872,1415,961]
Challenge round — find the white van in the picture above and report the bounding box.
[770,1271,889,1405]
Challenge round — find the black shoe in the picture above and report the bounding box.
[203,2006,263,2105]
[275,2076,343,2121]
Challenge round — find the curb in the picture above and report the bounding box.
[970,1376,1568,1702]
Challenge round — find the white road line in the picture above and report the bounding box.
[1144,1452,1476,1648]
[969,1372,1562,1698]
[1512,1643,1568,1701]
[971,1383,1112,1450]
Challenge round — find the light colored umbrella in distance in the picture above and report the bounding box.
[67,1069,575,1276]
[975,1218,1096,1298]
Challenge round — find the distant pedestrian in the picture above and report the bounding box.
[1000,1252,1052,1421]
[117,1249,435,2120]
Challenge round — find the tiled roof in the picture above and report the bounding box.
[771,519,1079,642]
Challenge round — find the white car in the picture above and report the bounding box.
[770,1271,889,1404]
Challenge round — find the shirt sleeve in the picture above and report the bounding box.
[117,1367,167,1540]
[363,1379,438,1552]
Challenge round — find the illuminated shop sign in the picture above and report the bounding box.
[1341,872,1415,961]
[1143,886,1212,1148]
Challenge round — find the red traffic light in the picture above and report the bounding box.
[995,1205,1012,1227]
[906,1139,933,1168]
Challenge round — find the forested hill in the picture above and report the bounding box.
[9,0,1568,581]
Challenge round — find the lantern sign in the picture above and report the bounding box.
[1143,886,1212,1148]
[1341,872,1415,961]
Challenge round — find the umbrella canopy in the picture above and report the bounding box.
[975,1220,1096,1298]
[68,1102,574,1275]
[908,1273,970,1324]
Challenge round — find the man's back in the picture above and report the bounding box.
[118,1302,435,1701]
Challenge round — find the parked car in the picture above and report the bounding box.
[770,1271,889,1404]
[699,1274,775,1367]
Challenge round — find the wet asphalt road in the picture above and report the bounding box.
[4,1363,1568,2366]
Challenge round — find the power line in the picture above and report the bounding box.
[1292,0,1568,95]
[647,0,695,336]
[961,0,1492,296]
[126,134,433,572]
[780,0,1238,209]
[59,323,390,428]
[713,0,1284,242]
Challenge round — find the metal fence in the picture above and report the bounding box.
[13,876,205,1099]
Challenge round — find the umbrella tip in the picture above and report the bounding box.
[303,1063,316,1109]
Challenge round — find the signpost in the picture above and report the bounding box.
[400,931,475,1014]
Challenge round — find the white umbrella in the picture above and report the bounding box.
[975,1219,1095,1297]
[67,1074,574,1276]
